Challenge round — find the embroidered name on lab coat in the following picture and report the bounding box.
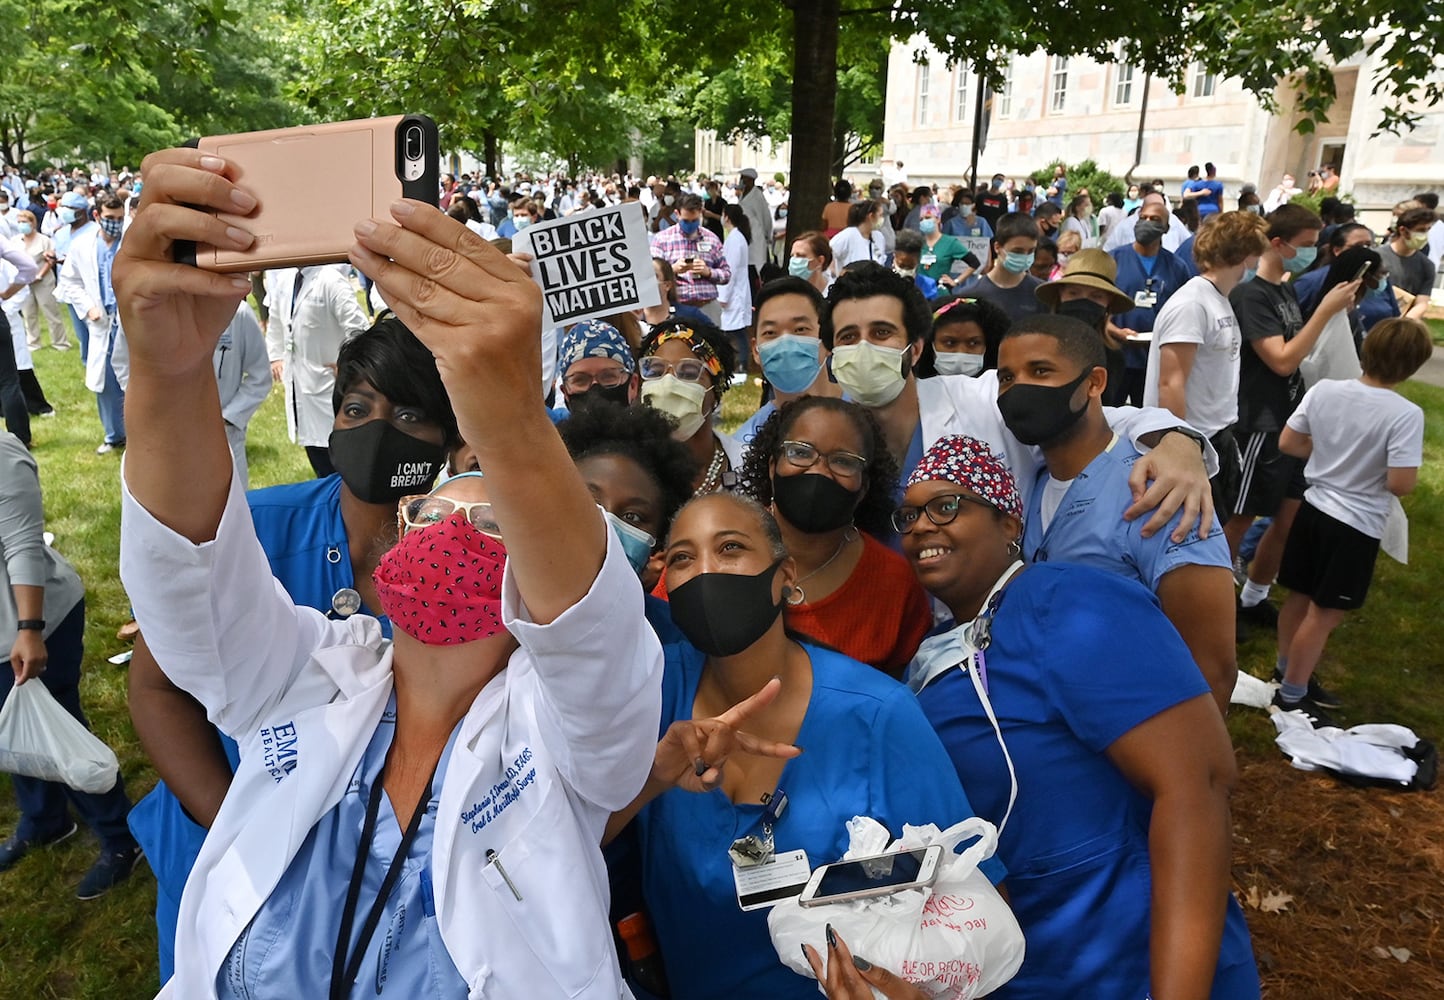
[461,747,537,834]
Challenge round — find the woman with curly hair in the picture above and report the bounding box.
[637,318,741,495]
[738,396,932,676]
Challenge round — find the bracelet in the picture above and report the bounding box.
[15,619,44,631]
[1163,426,1206,453]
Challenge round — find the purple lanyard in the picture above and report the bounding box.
[972,647,989,695]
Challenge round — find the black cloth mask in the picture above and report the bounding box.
[1056,297,1109,333]
[566,382,631,414]
[996,368,1093,447]
[771,470,861,534]
[668,559,784,657]
[328,420,445,503]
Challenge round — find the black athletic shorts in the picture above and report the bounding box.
[1278,499,1381,610]
[1236,430,1304,518]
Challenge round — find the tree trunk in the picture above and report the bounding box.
[483,130,500,179]
[787,0,840,245]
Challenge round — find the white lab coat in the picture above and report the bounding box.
[716,228,753,331]
[119,470,663,1000]
[0,255,30,370]
[264,266,368,447]
[916,371,1220,510]
[53,227,118,392]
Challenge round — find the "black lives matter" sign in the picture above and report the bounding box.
[518,202,661,328]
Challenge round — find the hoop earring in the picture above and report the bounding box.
[1006,538,1022,559]
[784,585,805,606]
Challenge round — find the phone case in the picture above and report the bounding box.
[177,114,439,272]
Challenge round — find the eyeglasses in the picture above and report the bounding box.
[778,440,868,479]
[398,495,503,539]
[562,367,630,392]
[891,493,993,534]
[639,356,709,383]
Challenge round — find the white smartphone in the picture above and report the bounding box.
[798,845,943,907]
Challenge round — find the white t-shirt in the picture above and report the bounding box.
[1287,379,1424,538]
[830,227,883,270]
[1039,474,1071,531]
[1143,275,1240,437]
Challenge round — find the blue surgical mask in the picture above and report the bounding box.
[919,218,938,235]
[58,207,78,225]
[1366,279,1391,299]
[678,218,701,236]
[1284,245,1317,274]
[1241,267,1258,284]
[513,216,532,230]
[961,204,975,217]
[1002,251,1036,274]
[16,222,32,235]
[758,333,823,394]
[605,510,656,574]
[788,256,813,279]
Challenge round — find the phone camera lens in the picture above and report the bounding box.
[405,126,423,160]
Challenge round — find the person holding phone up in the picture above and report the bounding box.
[114,148,663,1000]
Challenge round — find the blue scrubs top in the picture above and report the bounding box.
[1110,247,1196,371]
[733,401,777,448]
[635,641,1002,1000]
[916,565,1259,999]
[130,474,392,983]
[217,693,467,999]
[1024,438,1230,592]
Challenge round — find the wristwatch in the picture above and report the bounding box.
[1162,426,1206,453]
[16,619,44,631]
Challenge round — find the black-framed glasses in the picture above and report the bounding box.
[562,367,630,392]
[778,440,868,479]
[639,356,708,383]
[891,493,992,534]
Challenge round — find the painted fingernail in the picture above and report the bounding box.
[694,758,708,777]
[199,155,225,172]
[390,200,416,217]
[355,220,377,237]
[852,955,873,972]
[225,226,253,248]
[825,923,837,949]
[229,188,257,212]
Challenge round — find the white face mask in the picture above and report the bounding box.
[933,351,985,377]
[830,341,910,408]
[641,374,709,439]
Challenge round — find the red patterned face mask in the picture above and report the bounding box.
[373,512,508,645]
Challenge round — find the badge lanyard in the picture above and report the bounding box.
[728,787,789,869]
[329,762,438,1000]
[960,566,1020,837]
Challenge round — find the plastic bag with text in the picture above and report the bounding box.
[769,816,1025,999]
[0,680,120,793]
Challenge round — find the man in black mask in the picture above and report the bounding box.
[995,314,1238,715]
[557,319,639,413]
[1034,249,1135,406]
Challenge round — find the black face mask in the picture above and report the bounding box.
[996,368,1093,447]
[1056,297,1109,333]
[566,382,631,414]
[771,470,861,534]
[328,420,445,504]
[668,560,784,657]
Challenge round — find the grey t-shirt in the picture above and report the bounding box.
[1377,245,1436,298]
[959,273,1044,323]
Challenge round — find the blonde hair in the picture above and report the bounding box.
[1193,210,1269,272]
[1056,230,1082,254]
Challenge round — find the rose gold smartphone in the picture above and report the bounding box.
[176,114,439,272]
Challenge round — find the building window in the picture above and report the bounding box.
[954,64,969,123]
[1114,60,1135,106]
[1192,65,1216,98]
[917,64,930,126]
[1050,56,1069,113]
[997,57,1014,118]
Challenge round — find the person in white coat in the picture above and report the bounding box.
[716,205,754,380]
[213,302,272,488]
[54,192,128,453]
[115,147,663,1000]
[264,264,368,476]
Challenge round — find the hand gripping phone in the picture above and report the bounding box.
[176,114,439,272]
[798,845,943,907]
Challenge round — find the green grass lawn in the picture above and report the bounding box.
[0,349,1440,996]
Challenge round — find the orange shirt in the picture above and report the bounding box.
[784,533,932,679]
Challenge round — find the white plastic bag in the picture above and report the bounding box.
[769,816,1025,999]
[0,680,120,793]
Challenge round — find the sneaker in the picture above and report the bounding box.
[1272,689,1336,729]
[1237,596,1279,629]
[0,821,79,873]
[1231,556,1250,587]
[37,408,56,419]
[76,845,143,900]
[1272,669,1342,709]
[51,343,71,351]
[95,440,125,455]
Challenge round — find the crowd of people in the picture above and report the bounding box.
[0,145,1435,1000]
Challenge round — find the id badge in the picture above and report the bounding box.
[733,849,811,911]
[921,253,937,268]
[1133,289,1157,309]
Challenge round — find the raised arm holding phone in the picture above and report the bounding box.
[115,145,662,1000]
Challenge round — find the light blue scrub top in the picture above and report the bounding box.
[217,693,468,999]
[635,641,1003,1000]
[1024,438,1231,592]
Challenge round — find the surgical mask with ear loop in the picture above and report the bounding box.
[909,562,1022,836]
[641,373,711,439]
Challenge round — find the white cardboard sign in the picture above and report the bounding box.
[514,202,661,328]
